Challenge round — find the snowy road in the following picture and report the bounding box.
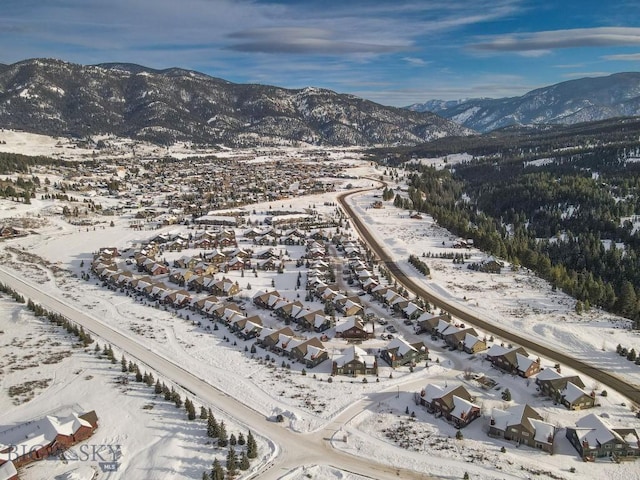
[0,267,434,480]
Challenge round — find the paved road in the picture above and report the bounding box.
[337,188,640,406]
[0,268,434,480]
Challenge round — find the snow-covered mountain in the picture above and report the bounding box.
[0,58,472,147]
[406,73,640,133]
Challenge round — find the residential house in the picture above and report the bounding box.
[402,302,423,320]
[210,279,240,297]
[462,333,488,354]
[485,345,541,378]
[488,404,556,453]
[0,411,98,475]
[566,413,640,461]
[442,326,479,350]
[289,337,329,368]
[535,369,595,409]
[191,295,219,313]
[380,338,428,368]
[559,382,597,410]
[230,315,263,340]
[415,313,450,335]
[163,289,192,308]
[257,327,295,351]
[253,290,281,309]
[296,310,331,332]
[332,346,378,376]
[417,384,480,429]
[335,316,373,341]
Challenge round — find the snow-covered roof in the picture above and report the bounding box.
[535,368,563,381]
[335,316,364,333]
[485,344,510,357]
[531,419,556,444]
[0,413,92,464]
[516,352,535,371]
[450,396,479,421]
[463,333,482,348]
[0,460,17,480]
[562,382,590,403]
[333,346,375,368]
[573,414,620,446]
[385,337,417,356]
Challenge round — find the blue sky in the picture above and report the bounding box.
[2,0,640,106]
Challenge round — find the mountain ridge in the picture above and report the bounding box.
[0,58,471,147]
[406,72,640,133]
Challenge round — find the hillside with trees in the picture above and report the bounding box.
[387,126,640,326]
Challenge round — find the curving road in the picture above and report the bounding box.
[337,187,640,406]
[0,267,433,480]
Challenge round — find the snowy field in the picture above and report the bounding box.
[1,134,639,479]
[0,296,270,480]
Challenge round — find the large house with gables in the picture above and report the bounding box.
[566,413,640,461]
[416,383,480,429]
[485,344,541,378]
[0,411,98,479]
[332,346,378,376]
[535,369,596,410]
[289,337,329,368]
[335,316,373,341]
[380,338,428,368]
[488,404,556,453]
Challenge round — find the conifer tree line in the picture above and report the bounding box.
[0,282,26,304]
[25,297,94,346]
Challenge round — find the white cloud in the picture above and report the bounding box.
[602,52,640,61]
[402,57,429,66]
[470,27,640,53]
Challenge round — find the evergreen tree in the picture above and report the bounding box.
[146,372,154,387]
[226,447,237,477]
[202,472,211,480]
[187,399,196,420]
[237,433,245,446]
[229,433,236,446]
[121,355,128,372]
[135,368,143,383]
[163,383,171,400]
[211,459,225,480]
[246,431,258,459]
[501,388,512,401]
[200,406,208,419]
[218,421,228,447]
[207,411,219,438]
[239,451,250,471]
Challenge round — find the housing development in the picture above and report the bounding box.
[0,134,638,480]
